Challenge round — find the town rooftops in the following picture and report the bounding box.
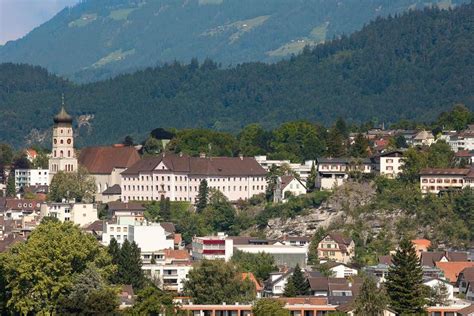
[5,199,42,211]
[458,267,474,283]
[413,130,434,140]
[421,251,468,267]
[107,201,145,212]
[326,232,353,250]
[122,152,266,176]
[456,304,474,316]
[435,261,474,283]
[102,184,122,195]
[376,150,405,158]
[419,168,471,176]
[79,145,140,174]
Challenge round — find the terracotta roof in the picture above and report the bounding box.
[122,153,266,176]
[419,168,470,176]
[466,168,474,178]
[435,262,474,283]
[164,249,190,260]
[79,146,140,174]
[412,239,431,248]
[25,148,37,158]
[242,272,263,291]
[278,297,328,305]
[102,184,121,195]
[421,251,468,267]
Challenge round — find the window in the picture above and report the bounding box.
[67,138,71,144]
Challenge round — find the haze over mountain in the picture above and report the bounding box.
[0,3,473,148]
[0,0,468,82]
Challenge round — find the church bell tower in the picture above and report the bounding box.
[48,97,78,183]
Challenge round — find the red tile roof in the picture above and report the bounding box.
[435,262,474,283]
[242,272,263,291]
[79,146,140,174]
[412,239,431,248]
[5,199,42,211]
[164,249,190,261]
[122,152,266,176]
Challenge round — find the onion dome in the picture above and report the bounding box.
[53,106,73,124]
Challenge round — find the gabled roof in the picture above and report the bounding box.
[122,152,266,176]
[412,239,432,248]
[413,130,434,140]
[242,272,263,291]
[5,199,42,211]
[79,146,140,174]
[421,251,468,267]
[84,220,104,233]
[459,267,474,283]
[160,222,176,234]
[435,262,474,283]
[322,232,353,252]
[102,184,121,195]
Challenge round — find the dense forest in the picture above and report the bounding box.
[0,3,473,147]
[0,0,466,81]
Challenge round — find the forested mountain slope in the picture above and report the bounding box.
[0,3,473,147]
[0,0,468,82]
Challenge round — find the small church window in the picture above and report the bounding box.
[54,139,57,144]
[60,139,64,144]
[67,139,71,144]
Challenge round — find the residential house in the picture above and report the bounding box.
[317,158,372,190]
[254,156,314,181]
[377,150,405,179]
[421,251,469,268]
[317,232,355,264]
[455,150,474,165]
[278,236,311,247]
[79,145,140,202]
[308,276,363,305]
[273,176,306,203]
[423,278,454,301]
[448,126,474,152]
[242,272,264,298]
[121,153,267,203]
[323,262,358,278]
[14,168,49,190]
[411,130,435,147]
[25,148,38,163]
[264,269,293,296]
[40,202,98,227]
[420,168,471,194]
[107,201,146,223]
[458,267,474,301]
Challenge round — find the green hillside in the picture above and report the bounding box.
[0,3,473,147]
[0,0,467,82]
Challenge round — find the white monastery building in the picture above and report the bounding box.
[121,153,267,203]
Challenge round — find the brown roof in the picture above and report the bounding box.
[108,201,145,212]
[280,175,305,191]
[421,251,468,267]
[160,222,176,234]
[79,146,140,174]
[122,152,266,176]
[435,262,474,283]
[456,304,474,316]
[102,184,121,195]
[0,234,26,252]
[459,267,474,283]
[419,168,470,176]
[5,199,42,211]
[164,249,190,260]
[84,220,104,233]
[278,297,328,305]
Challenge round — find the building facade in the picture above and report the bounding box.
[40,202,98,227]
[14,168,49,189]
[317,233,355,264]
[420,168,471,194]
[48,106,77,183]
[121,153,267,203]
[192,233,234,261]
[378,151,404,179]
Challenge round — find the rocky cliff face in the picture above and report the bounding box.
[263,181,376,239]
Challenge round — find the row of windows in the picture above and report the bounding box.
[53,150,72,158]
[423,186,458,191]
[421,178,463,184]
[124,184,266,192]
[109,226,128,233]
[53,138,72,145]
[124,175,264,182]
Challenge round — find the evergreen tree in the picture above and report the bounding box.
[283,276,297,297]
[6,174,15,197]
[196,179,208,212]
[354,276,387,316]
[306,162,317,193]
[350,133,369,158]
[292,264,310,295]
[386,238,426,315]
[117,240,146,290]
[159,195,171,220]
[108,238,120,282]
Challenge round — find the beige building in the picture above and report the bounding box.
[121,153,267,203]
[378,150,404,179]
[317,232,355,264]
[78,145,140,202]
[48,106,78,183]
[420,168,471,194]
[40,202,98,227]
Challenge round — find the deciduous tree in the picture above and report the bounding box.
[252,298,289,316]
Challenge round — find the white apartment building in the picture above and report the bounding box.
[419,168,472,195]
[102,218,174,251]
[317,158,372,190]
[448,129,474,152]
[14,168,49,189]
[121,153,267,203]
[142,263,192,293]
[192,233,234,261]
[378,150,404,179]
[40,202,98,227]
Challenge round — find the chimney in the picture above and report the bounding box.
[199,152,206,158]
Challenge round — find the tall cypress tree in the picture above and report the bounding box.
[283,276,297,297]
[305,162,317,193]
[108,238,120,265]
[159,195,171,220]
[292,264,310,295]
[117,239,146,290]
[386,238,426,315]
[6,174,15,197]
[196,179,208,212]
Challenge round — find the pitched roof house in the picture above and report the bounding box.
[317,232,355,264]
[421,251,468,267]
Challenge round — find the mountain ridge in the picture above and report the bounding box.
[0,0,468,82]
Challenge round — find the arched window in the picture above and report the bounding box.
[60,129,63,134]
[60,139,64,144]
[54,139,57,144]
[60,150,63,158]
[67,139,72,144]
[68,150,71,157]
[54,150,56,157]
